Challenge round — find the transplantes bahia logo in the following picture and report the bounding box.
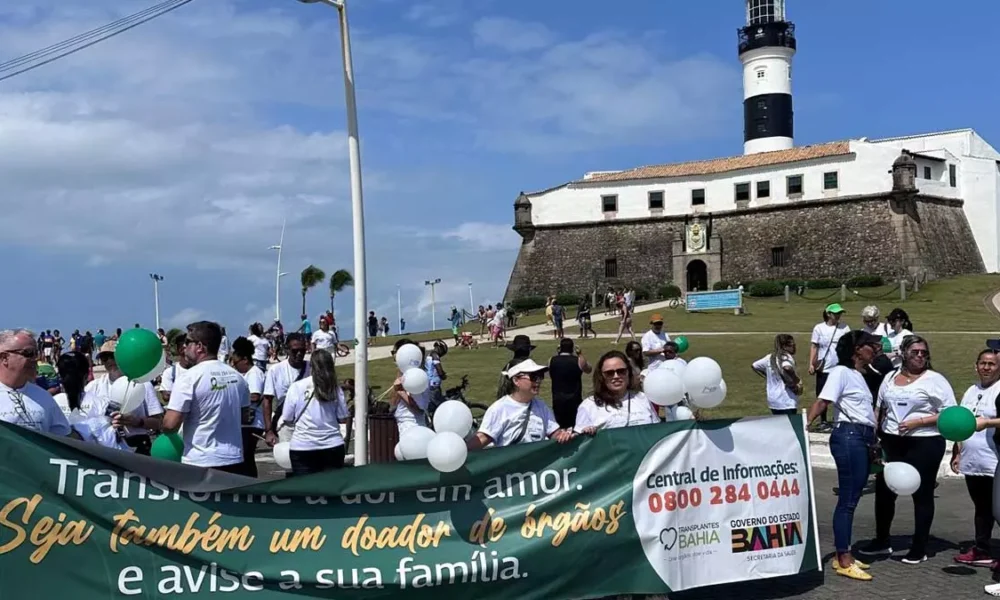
[659,522,721,551]
[730,514,803,553]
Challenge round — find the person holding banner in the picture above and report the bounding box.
[806,330,882,581]
[468,358,578,450]
[574,351,659,432]
[0,329,74,437]
[280,349,350,476]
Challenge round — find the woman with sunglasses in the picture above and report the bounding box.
[752,334,802,416]
[950,349,1000,568]
[806,330,882,581]
[883,308,915,368]
[575,351,660,432]
[859,335,955,565]
[468,358,577,450]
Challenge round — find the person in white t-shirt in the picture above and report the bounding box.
[859,335,955,565]
[163,321,250,474]
[280,349,349,476]
[159,335,191,404]
[640,313,672,369]
[230,337,267,478]
[52,350,131,450]
[311,319,338,352]
[883,308,915,368]
[84,349,164,454]
[0,329,74,438]
[752,334,802,415]
[264,333,310,445]
[218,328,231,363]
[809,304,851,432]
[247,323,272,372]
[949,349,1000,568]
[575,351,659,432]
[861,306,890,337]
[806,330,881,581]
[468,359,578,450]
[390,339,430,435]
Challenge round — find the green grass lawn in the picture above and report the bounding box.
[579,274,1000,334]
[364,307,573,347]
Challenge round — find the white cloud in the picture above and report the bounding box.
[443,222,520,251]
[473,17,554,52]
[166,308,205,328]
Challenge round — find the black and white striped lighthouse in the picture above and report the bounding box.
[738,0,796,154]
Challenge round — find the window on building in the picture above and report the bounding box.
[757,180,771,198]
[604,258,618,278]
[756,69,766,79]
[735,182,751,202]
[648,191,664,210]
[787,174,803,195]
[756,99,766,110]
[601,195,618,213]
[748,0,776,24]
[823,171,839,190]
[949,164,957,187]
[923,166,931,180]
[771,246,787,268]
[691,189,706,206]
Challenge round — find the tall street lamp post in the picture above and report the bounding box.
[149,274,164,330]
[425,278,441,331]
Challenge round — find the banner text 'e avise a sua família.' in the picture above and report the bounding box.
[0,415,821,599]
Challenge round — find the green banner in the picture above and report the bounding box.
[0,415,820,599]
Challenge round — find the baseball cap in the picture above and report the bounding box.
[650,313,664,324]
[825,303,846,314]
[860,305,880,319]
[503,359,548,378]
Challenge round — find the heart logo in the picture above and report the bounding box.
[659,527,678,550]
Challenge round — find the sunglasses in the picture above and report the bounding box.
[4,348,38,360]
[602,367,630,378]
[908,349,930,357]
[518,373,545,382]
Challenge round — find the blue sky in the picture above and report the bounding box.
[1,0,998,338]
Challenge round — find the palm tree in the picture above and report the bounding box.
[328,269,354,317]
[300,265,326,317]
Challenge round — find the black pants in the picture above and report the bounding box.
[124,434,152,456]
[553,397,582,430]
[874,433,947,555]
[966,475,994,554]
[290,446,346,476]
[241,428,263,478]
[815,372,830,423]
[770,408,797,416]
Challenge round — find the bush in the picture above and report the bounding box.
[846,275,884,288]
[776,279,805,289]
[712,281,734,291]
[632,286,653,303]
[748,281,784,297]
[658,284,682,299]
[554,293,579,307]
[806,278,839,289]
[511,296,546,311]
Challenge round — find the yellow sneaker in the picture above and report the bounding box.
[832,560,872,581]
[854,559,871,570]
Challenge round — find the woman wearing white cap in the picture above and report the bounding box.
[861,306,889,337]
[468,358,579,450]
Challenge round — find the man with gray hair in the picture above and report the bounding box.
[0,329,73,436]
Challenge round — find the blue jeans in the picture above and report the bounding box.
[829,422,875,553]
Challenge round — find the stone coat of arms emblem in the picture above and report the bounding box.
[687,221,706,252]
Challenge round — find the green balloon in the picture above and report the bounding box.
[674,335,690,354]
[115,328,164,380]
[151,433,184,462]
[881,337,892,353]
[938,405,977,442]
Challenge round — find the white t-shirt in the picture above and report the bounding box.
[82,375,164,436]
[281,377,349,451]
[811,322,851,371]
[878,370,956,437]
[641,329,672,368]
[885,328,914,368]
[264,360,310,402]
[863,322,890,337]
[219,335,231,356]
[241,365,266,430]
[166,360,249,467]
[311,330,338,350]
[394,390,430,434]
[479,395,559,448]
[958,383,1000,476]
[248,335,271,362]
[159,363,187,393]
[574,391,660,432]
[752,353,799,411]
[818,365,876,427]
[0,381,72,435]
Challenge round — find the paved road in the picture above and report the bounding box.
[254,457,996,599]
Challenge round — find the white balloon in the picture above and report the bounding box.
[399,426,436,460]
[683,357,723,394]
[402,368,430,395]
[433,400,474,436]
[134,351,167,384]
[643,369,686,407]
[672,405,695,420]
[689,379,727,409]
[395,344,424,371]
[659,359,687,380]
[394,443,405,461]
[273,442,292,470]
[884,462,921,495]
[111,376,147,414]
[427,432,468,473]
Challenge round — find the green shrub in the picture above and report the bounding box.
[632,286,653,302]
[511,296,546,311]
[846,275,884,288]
[658,284,682,299]
[777,279,805,289]
[554,293,579,307]
[713,281,734,291]
[748,281,784,297]
[806,278,839,289]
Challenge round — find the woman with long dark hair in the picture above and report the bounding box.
[809,304,851,432]
[247,322,271,372]
[883,308,915,368]
[280,349,349,475]
[624,341,644,390]
[860,335,955,564]
[57,351,131,450]
[752,334,802,415]
[806,330,882,580]
[575,351,659,432]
